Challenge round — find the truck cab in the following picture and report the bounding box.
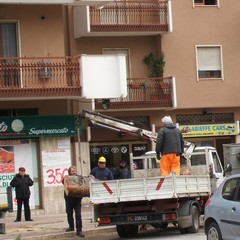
[131,146,225,189]
[190,146,224,188]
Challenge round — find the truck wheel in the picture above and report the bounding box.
[116,224,138,238]
[187,205,199,233]
[206,222,222,240]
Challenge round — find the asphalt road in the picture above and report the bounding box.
[82,225,206,240]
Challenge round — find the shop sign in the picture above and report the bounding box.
[179,123,239,137]
[0,115,81,139]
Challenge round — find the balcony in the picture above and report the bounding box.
[0,56,81,100]
[0,0,113,6]
[0,57,175,110]
[95,76,175,111]
[74,0,172,37]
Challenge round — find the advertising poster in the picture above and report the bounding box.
[42,149,71,187]
[0,146,15,174]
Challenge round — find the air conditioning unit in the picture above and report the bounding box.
[38,63,52,79]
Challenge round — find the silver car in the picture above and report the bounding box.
[204,173,240,240]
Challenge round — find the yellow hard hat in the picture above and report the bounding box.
[98,156,106,163]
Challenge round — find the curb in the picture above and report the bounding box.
[8,226,116,240]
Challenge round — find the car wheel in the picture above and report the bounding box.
[116,224,138,238]
[206,222,222,240]
[187,205,199,233]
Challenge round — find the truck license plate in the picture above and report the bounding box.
[127,215,148,222]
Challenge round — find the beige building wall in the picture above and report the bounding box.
[0,5,66,57]
[162,0,240,109]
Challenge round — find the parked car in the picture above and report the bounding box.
[204,173,240,240]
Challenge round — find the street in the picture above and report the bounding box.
[83,225,206,240]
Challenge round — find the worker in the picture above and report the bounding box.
[132,161,139,170]
[115,160,131,179]
[90,156,114,180]
[62,166,84,238]
[155,116,184,176]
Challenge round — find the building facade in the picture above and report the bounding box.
[0,0,239,213]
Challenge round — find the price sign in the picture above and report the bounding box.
[42,149,71,187]
[46,167,69,185]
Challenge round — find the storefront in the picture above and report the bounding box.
[179,122,239,166]
[89,142,149,170]
[0,115,80,213]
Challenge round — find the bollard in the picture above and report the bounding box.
[0,223,6,234]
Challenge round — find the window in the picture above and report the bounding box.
[194,0,218,6]
[0,108,38,117]
[196,46,223,80]
[212,151,222,173]
[177,113,234,125]
[0,22,18,57]
[0,22,20,87]
[222,178,239,201]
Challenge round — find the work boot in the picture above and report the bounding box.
[65,227,74,232]
[76,231,85,238]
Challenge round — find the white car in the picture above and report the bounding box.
[204,173,240,240]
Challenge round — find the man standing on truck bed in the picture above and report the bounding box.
[91,156,114,180]
[155,116,184,176]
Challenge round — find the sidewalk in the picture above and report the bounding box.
[0,202,115,240]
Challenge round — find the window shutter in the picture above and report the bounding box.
[197,47,221,71]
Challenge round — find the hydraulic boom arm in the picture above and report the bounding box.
[80,109,195,153]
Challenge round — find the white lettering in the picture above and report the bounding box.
[29,127,69,136]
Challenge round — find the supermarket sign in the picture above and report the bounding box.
[179,123,239,137]
[0,115,81,139]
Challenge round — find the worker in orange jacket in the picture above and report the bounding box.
[155,116,184,176]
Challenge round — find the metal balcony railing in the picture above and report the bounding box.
[0,57,173,110]
[95,77,173,110]
[0,56,81,99]
[90,0,169,32]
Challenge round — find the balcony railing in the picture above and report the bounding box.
[0,56,81,99]
[95,77,174,110]
[90,0,169,33]
[0,57,174,110]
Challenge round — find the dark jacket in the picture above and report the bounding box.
[10,174,34,199]
[116,166,131,179]
[91,166,114,180]
[155,123,184,155]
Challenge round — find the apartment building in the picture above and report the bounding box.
[0,0,239,213]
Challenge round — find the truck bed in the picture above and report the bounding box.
[89,173,211,204]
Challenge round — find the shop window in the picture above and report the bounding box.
[194,0,218,6]
[0,108,38,117]
[196,46,223,80]
[176,113,234,125]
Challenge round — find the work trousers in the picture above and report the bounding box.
[160,153,180,176]
[16,198,31,221]
[65,197,82,232]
